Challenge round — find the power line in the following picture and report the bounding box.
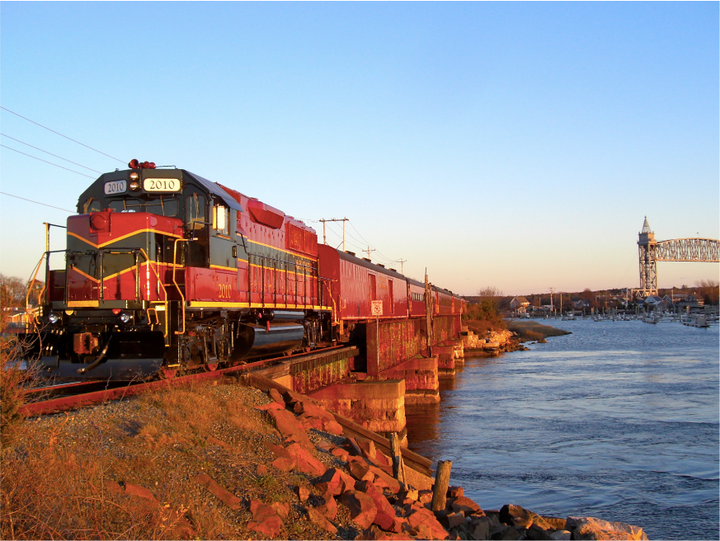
[1,133,102,173]
[0,191,74,213]
[320,217,406,270]
[347,220,399,265]
[0,144,95,178]
[1,106,124,163]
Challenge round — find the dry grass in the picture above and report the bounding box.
[1,381,352,540]
[1,334,30,447]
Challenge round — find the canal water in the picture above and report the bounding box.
[405,318,719,540]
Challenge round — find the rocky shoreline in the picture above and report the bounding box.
[249,385,648,540]
[462,320,573,357]
[3,372,648,540]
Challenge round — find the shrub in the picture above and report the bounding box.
[463,299,506,334]
[1,336,28,446]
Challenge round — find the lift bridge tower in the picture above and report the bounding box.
[637,217,720,297]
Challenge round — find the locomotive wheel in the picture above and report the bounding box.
[160,367,178,379]
[203,361,219,372]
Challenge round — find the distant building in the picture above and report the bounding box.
[642,295,668,312]
[676,294,704,309]
[509,296,530,314]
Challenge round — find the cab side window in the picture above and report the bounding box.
[185,192,208,267]
[213,204,229,236]
[186,194,207,231]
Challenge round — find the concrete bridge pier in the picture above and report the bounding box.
[262,315,462,447]
[380,355,440,404]
[435,339,465,379]
[309,378,408,446]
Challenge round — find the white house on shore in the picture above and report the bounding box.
[509,296,530,314]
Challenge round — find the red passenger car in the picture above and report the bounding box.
[407,278,428,318]
[318,245,408,338]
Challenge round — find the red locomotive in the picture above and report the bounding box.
[24,161,464,380]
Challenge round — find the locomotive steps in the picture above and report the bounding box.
[2,373,647,540]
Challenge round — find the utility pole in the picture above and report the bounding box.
[363,246,376,259]
[396,258,407,274]
[319,218,348,251]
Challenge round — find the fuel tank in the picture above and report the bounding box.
[231,322,305,361]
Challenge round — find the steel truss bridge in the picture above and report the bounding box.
[637,217,720,297]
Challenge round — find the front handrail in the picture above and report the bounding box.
[172,239,189,335]
[139,248,170,338]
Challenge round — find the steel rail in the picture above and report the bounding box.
[19,345,356,417]
[22,380,105,397]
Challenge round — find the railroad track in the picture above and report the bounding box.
[20,345,357,417]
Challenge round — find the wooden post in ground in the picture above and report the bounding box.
[431,460,452,512]
[389,432,406,485]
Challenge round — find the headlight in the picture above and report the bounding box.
[129,181,141,191]
[119,312,132,323]
[48,312,60,324]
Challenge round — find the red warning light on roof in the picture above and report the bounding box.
[128,159,156,169]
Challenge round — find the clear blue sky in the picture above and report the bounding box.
[1,1,718,296]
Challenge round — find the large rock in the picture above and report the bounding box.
[360,481,402,532]
[315,492,338,520]
[296,401,344,435]
[368,465,402,494]
[314,467,355,495]
[469,515,493,540]
[500,504,552,529]
[191,473,241,510]
[340,489,378,529]
[451,495,484,516]
[266,442,297,472]
[266,408,314,449]
[285,442,327,476]
[566,516,648,540]
[406,506,449,540]
[268,387,284,404]
[307,507,338,534]
[348,460,375,482]
[367,525,414,540]
[247,500,283,537]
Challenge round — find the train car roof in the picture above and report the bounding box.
[334,248,407,280]
[184,171,243,212]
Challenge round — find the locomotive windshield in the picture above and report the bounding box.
[82,195,179,217]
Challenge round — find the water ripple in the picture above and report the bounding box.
[406,319,719,540]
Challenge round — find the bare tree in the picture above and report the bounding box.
[477,286,503,310]
[696,279,719,305]
[0,274,26,310]
[477,286,503,299]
